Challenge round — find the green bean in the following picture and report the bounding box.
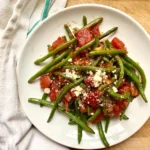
[87,108,101,122]
[115,55,124,88]
[122,114,129,120]
[105,117,110,133]
[124,67,148,103]
[108,88,130,99]
[99,27,118,40]
[47,78,84,122]
[54,72,75,82]
[98,84,107,90]
[34,38,77,65]
[105,40,113,49]
[68,120,76,125]
[92,57,101,66]
[82,17,103,29]
[46,39,95,73]
[62,35,67,42]
[28,98,95,134]
[64,65,116,72]
[64,24,74,40]
[124,55,146,89]
[83,16,87,26]
[89,49,127,56]
[75,101,82,144]
[121,58,135,70]
[93,36,99,49]
[40,93,48,107]
[28,49,72,83]
[97,122,109,147]
[102,57,109,63]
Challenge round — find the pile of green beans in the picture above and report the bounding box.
[28,16,148,147]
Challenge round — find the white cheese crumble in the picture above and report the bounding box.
[92,70,108,87]
[44,88,50,94]
[72,86,83,97]
[114,74,117,79]
[90,112,94,115]
[65,69,79,79]
[68,58,72,62]
[112,86,118,93]
[112,69,116,73]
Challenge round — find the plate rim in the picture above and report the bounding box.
[17,4,150,149]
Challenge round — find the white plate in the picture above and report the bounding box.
[17,4,150,149]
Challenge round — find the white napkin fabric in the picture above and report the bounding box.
[0,0,69,150]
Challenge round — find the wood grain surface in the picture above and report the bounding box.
[66,0,150,149]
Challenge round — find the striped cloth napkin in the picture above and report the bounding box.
[0,0,70,150]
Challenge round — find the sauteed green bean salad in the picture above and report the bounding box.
[28,16,147,147]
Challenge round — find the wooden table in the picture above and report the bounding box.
[67,0,150,149]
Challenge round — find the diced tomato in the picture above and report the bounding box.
[84,76,93,86]
[113,99,128,117]
[118,81,131,94]
[40,75,52,89]
[64,100,69,112]
[79,104,87,113]
[49,81,60,101]
[64,92,72,102]
[113,104,121,117]
[90,24,100,36]
[70,90,76,99]
[84,90,102,107]
[111,37,125,49]
[57,75,68,85]
[75,28,93,47]
[51,37,66,50]
[92,113,104,124]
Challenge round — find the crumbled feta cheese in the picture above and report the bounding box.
[90,112,94,115]
[72,86,83,97]
[89,71,93,75]
[78,100,84,108]
[68,58,72,62]
[101,60,104,64]
[44,88,50,94]
[114,74,117,79]
[112,86,118,93]
[112,69,116,73]
[114,80,117,85]
[93,75,102,87]
[65,69,79,79]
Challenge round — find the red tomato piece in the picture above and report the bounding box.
[64,100,69,112]
[49,81,60,101]
[79,104,87,113]
[84,90,102,107]
[118,81,131,94]
[111,37,125,49]
[92,113,104,124]
[113,99,128,117]
[52,37,66,50]
[40,75,52,89]
[84,76,93,86]
[113,104,120,117]
[90,24,100,36]
[64,92,72,102]
[75,28,93,47]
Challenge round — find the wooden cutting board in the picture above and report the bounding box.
[67,0,150,149]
